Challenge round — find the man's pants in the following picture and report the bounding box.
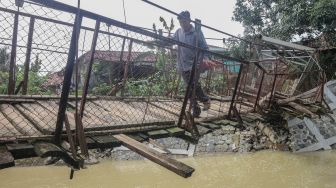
[181,70,209,105]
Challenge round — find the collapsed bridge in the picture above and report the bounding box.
[0,0,325,175]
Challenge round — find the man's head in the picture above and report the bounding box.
[177,11,192,31]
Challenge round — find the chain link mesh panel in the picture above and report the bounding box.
[0,0,249,141]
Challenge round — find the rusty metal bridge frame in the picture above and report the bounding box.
[0,0,324,149]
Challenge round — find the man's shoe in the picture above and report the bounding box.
[203,99,211,110]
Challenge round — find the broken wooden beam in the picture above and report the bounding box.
[114,134,195,178]
[6,143,36,159]
[287,102,318,118]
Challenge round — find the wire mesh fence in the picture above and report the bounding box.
[0,0,242,141]
[0,0,324,142]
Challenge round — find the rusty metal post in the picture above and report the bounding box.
[79,21,100,118]
[22,17,35,95]
[268,60,279,108]
[205,68,212,93]
[121,39,133,97]
[8,13,19,95]
[54,14,83,145]
[226,62,231,95]
[228,64,243,118]
[177,19,201,127]
[238,64,248,112]
[119,38,126,61]
[117,37,126,81]
[268,74,278,108]
[254,71,265,111]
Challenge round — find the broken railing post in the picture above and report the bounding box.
[76,21,100,157]
[79,21,100,118]
[177,19,201,129]
[268,74,278,108]
[54,14,83,145]
[228,64,244,118]
[121,39,134,97]
[22,17,35,95]
[14,81,23,95]
[254,71,265,111]
[8,13,19,95]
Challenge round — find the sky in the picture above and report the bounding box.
[57,0,244,47]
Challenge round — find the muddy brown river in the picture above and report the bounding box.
[0,151,336,188]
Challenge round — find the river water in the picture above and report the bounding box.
[1,151,336,188]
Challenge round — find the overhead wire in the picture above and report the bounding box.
[141,0,251,44]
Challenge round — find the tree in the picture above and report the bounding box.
[233,0,336,47]
[31,54,42,72]
[15,54,49,94]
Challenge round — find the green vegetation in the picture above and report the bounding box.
[233,0,336,46]
[0,47,51,95]
[233,0,336,79]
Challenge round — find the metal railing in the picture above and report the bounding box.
[0,0,244,143]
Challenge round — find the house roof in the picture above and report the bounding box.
[43,72,64,87]
[208,45,227,53]
[79,50,157,63]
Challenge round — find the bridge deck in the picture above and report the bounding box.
[0,97,238,140]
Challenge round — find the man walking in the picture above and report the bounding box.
[173,11,211,117]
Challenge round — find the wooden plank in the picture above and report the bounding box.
[147,129,169,137]
[88,101,127,123]
[37,101,77,130]
[119,101,161,122]
[67,101,107,127]
[198,122,220,130]
[6,143,36,159]
[127,134,145,142]
[14,104,53,134]
[96,100,149,124]
[37,100,78,129]
[0,104,40,136]
[114,134,195,178]
[0,110,22,137]
[166,127,185,136]
[88,135,122,148]
[0,147,14,169]
[37,100,60,113]
[127,101,178,121]
[149,101,181,116]
[21,103,57,129]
